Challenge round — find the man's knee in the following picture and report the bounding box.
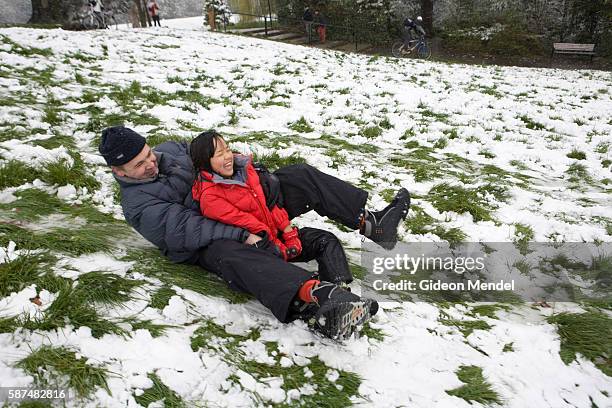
[198,239,245,270]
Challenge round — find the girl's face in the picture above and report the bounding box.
[210,137,234,177]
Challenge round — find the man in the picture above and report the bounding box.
[88,0,105,28]
[303,6,314,37]
[98,126,411,340]
[400,15,426,54]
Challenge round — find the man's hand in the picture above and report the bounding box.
[245,233,263,245]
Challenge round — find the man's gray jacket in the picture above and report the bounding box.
[116,141,248,263]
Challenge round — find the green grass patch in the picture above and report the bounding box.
[567,149,586,160]
[0,222,127,256]
[134,373,185,407]
[149,286,177,309]
[428,183,494,222]
[191,320,361,406]
[419,107,450,122]
[565,162,592,184]
[547,310,611,376]
[40,156,100,191]
[439,316,491,337]
[17,345,110,398]
[0,250,58,298]
[42,100,63,127]
[478,149,496,159]
[359,125,383,139]
[0,188,120,225]
[67,51,97,63]
[467,304,511,319]
[32,133,76,150]
[253,152,306,171]
[0,315,20,334]
[433,137,448,149]
[361,322,385,341]
[341,115,366,127]
[123,318,174,338]
[432,226,467,246]
[0,34,53,57]
[519,115,546,130]
[319,134,379,154]
[390,148,444,182]
[595,141,609,154]
[145,131,188,148]
[76,271,144,306]
[124,249,250,304]
[513,223,534,255]
[502,342,514,352]
[0,160,42,189]
[22,278,127,338]
[442,128,459,140]
[0,123,46,143]
[289,117,314,133]
[446,365,501,405]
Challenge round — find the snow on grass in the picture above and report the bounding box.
[0,18,611,407]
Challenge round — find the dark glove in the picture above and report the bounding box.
[282,227,302,260]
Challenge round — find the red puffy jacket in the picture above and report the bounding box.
[191,154,290,250]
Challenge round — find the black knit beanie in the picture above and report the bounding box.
[98,126,146,166]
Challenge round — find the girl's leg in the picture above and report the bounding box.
[274,163,368,229]
[289,227,353,284]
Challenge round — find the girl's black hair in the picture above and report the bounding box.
[190,130,224,173]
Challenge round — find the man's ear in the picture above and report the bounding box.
[111,165,126,177]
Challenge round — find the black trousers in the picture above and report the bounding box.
[197,164,368,322]
[290,227,352,284]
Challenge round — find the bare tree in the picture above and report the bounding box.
[421,0,433,34]
[29,0,132,27]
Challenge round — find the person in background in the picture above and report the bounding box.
[400,15,426,53]
[313,9,328,43]
[303,6,314,38]
[147,0,161,27]
[88,0,105,28]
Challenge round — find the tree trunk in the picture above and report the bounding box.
[134,0,146,26]
[142,0,152,27]
[129,2,141,27]
[30,0,81,26]
[421,0,433,35]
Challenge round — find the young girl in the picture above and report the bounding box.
[190,130,353,285]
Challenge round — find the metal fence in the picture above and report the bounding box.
[220,10,374,52]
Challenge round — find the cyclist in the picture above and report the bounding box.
[399,15,426,54]
[88,0,106,28]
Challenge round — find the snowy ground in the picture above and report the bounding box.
[0,17,611,408]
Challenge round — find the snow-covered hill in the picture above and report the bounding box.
[0,18,610,407]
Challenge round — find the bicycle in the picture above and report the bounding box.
[392,36,431,59]
[79,4,118,30]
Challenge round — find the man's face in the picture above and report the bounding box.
[112,144,158,179]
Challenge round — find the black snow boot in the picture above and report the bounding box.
[307,282,378,340]
[360,188,411,250]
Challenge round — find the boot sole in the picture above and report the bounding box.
[315,299,377,340]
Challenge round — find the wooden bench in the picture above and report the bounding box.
[552,43,596,61]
